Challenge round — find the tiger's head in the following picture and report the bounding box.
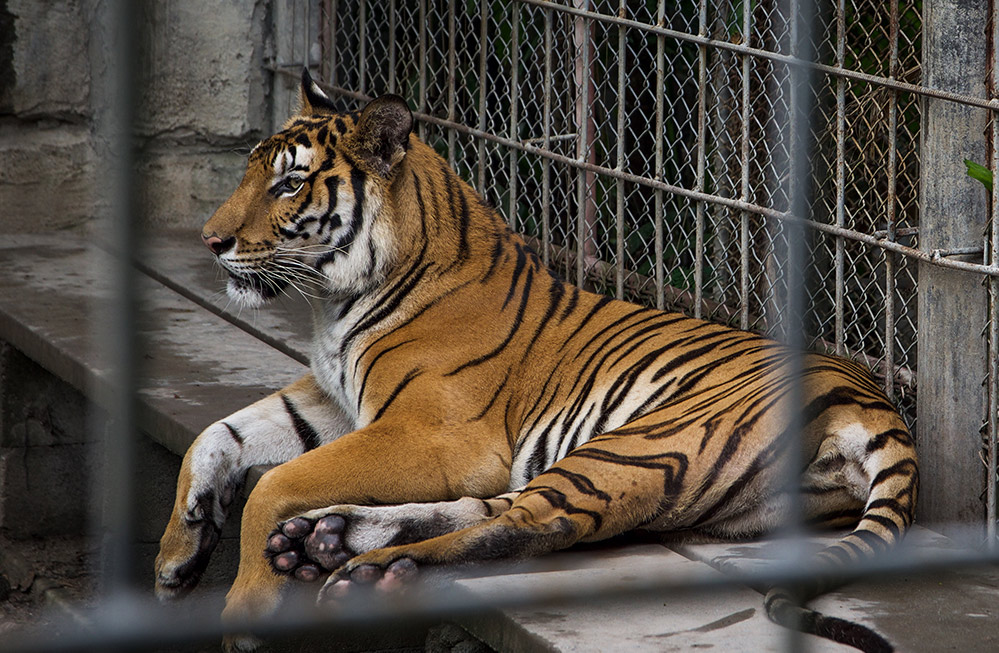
[202,70,414,307]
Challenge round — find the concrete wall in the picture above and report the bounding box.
[0,0,274,233]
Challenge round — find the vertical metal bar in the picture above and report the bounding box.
[988,0,999,549]
[694,0,707,318]
[447,0,457,167]
[477,0,489,193]
[418,0,427,141]
[319,0,331,83]
[654,1,665,309]
[883,0,900,400]
[100,0,139,594]
[614,0,627,299]
[359,0,367,96]
[508,4,521,229]
[389,0,397,93]
[834,0,846,355]
[784,0,813,649]
[289,0,298,116]
[305,0,311,69]
[542,6,552,266]
[330,0,339,88]
[989,114,999,548]
[738,0,752,330]
[573,0,593,289]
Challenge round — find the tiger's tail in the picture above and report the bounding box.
[765,424,918,653]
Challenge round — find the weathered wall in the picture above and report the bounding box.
[0,0,273,233]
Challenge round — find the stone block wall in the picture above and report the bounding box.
[0,344,101,538]
[0,0,274,233]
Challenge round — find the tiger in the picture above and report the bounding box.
[154,69,917,653]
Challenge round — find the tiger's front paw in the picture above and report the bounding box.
[155,484,235,600]
[155,515,222,600]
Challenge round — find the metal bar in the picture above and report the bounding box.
[929,246,986,259]
[477,0,488,193]
[873,226,920,239]
[694,0,707,319]
[738,0,751,330]
[358,0,367,96]
[330,0,339,88]
[522,132,578,144]
[834,0,846,355]
[542,5,552,267]
[10,537,999,653]
[508,3,520,229]
[299,72,999,278]
[614,0,627,299]
[573,0,593,289]
[319,0,332,83]
[653,0,665,309]
[784,1,813,649]
[388,0,397,93]
[883,0,901,399]
[99,0,139,594]
[988,0,999,549]
[447,0,456,167]
[417,0,426,140]
[305,0,311,69]
[517,0,998,112]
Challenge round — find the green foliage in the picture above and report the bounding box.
[964,159,993,193]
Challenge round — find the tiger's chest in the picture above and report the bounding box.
[310,302,365,427]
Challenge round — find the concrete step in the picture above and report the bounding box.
[673,525,999,651]
[454,543,851,652]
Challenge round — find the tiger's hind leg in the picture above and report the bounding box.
[317,430,695,601]
[264,494,519,581]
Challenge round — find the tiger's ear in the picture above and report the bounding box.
[298,68,338,116]
[348,94,413,177]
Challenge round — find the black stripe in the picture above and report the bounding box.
[865,427,912,453]
[861,513,902,539]
[558,286,580,322]
[281,395,322,452]
[356,339,417,412]
[805,508,864,526]
[544,468,612,503]
[412,172,429,241]
[446,266,535,375]
[372,368,422,422]
[850,529,888,553]
[523,486,604,532]
[222,422,244,446]
[870,459,918,488]
[471,368,511,421]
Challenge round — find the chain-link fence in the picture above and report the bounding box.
[266,0,999,534]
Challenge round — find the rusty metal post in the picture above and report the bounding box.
[917,0,992,534]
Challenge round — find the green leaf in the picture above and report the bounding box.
[964,159,993,192]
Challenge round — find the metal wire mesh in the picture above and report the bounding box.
[281,0,999,531]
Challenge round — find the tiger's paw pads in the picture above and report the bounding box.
[266,515,353,580]
[317,558,419,604]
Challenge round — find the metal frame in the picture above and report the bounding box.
[6,1,999,650]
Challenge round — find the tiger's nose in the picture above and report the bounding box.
[202,233,236,256]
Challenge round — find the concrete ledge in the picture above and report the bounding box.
[455,543,849,652]
[0,232,310,458]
